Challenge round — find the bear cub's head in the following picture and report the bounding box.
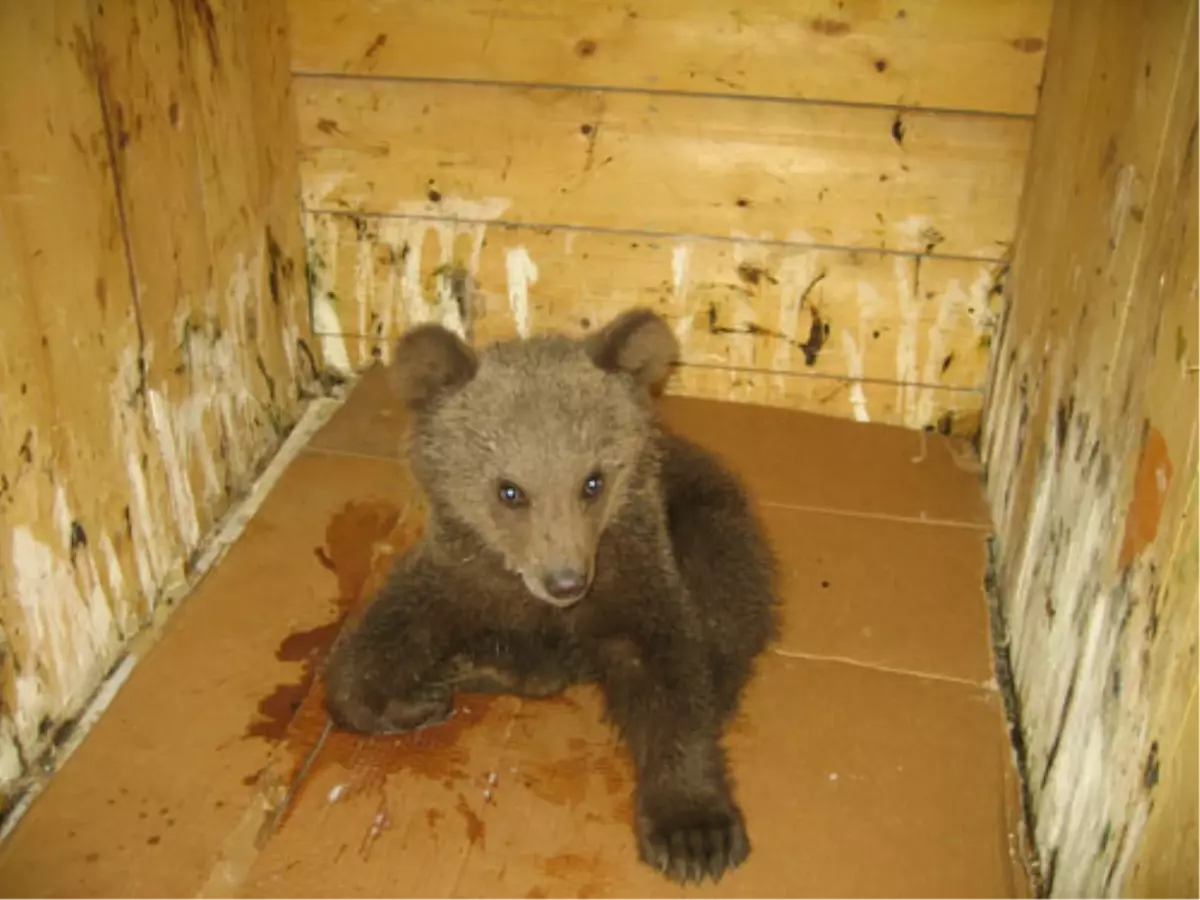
[388,309,680,608]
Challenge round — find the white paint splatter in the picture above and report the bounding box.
[313,295,352,373]
[51,484,72,549]
[172,308,222,503]
[0,722,22,785]
[10,527,115,748]
[310,198,512,357]
[377,219,405,344]
[428,223,468,338]
[671,244,692,298]
[2,229,316,838]
[104,248,294,630]
[399,225,429,329]
[98,534,129,632]
[1108,165,1137,254]
[304,172,348,208]
[396,198,509,335]
[783,229,820,245]
[505,246,539,338]
[891,256,920,427]
[148,390,201,549]
[280,319,300,393]
[967,267,997,333]
[839,330,871,422]
[895,215,937,252]
[111,346,170,603]
[985,343,1167,895]
[354,235,374,366]
[671,243,693,345]
[914,279,961,426]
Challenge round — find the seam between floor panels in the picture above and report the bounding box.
[759,499,992,531]
[445,705,525,897]
[300,453,993,531]
[771,648,998,692]
[303,445,407,464]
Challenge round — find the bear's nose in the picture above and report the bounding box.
[542,568,588,602]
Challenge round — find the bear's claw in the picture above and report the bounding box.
[637,801,750,884]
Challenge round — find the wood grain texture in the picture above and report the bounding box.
[308,212,999,433]
[287,0,1053,115]
[289,0,1040,432]
[335,334,980,439]
[980,0,1199,894]
[296,79,1032,259]
[0,0,316,821]
[0,2,140,808]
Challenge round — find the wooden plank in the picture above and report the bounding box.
[81,0,317,561]
[305,211,1003,392]
[336,336,983,436]
[296,79,1032,259]
[312,213,993,433]
[0,1,143,797]
[0,0,315,824]
[667,366,982,436]
[1117,24,1199,893]
[979,0,1199,894]
[286,0,1053,116]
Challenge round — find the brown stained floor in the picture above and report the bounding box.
[0,368,1033,898]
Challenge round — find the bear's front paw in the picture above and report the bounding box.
[635,797,750,884]
[328,687,453,736]
[375,691,454,734]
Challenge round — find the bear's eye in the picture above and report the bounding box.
[497,480,527,508]
[581,471,604,500]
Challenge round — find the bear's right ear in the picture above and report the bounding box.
[584,308,680,396]
[387,324,479,411]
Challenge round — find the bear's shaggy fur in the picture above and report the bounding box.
[324,309,780,883]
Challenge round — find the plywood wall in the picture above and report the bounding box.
[288,0,1053,435]
[0,1,317,820]
[981,0,1198,894]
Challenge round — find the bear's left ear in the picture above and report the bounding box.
[388,324,479,411]
[584,308,680,395]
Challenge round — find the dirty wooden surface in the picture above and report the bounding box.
[298,81,1030,258]
[0,0,315,821]
[980,0,1199,894]
[0,379,1030,897]
[306,212,1002,436]
[288,0,1051,433]
[288,0,1052,115]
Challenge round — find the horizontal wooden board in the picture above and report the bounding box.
[329,334,983,436]
[287,0,1052,115]
[296,79,1031,259]
[307,212,999,432]
[668,365,982,436]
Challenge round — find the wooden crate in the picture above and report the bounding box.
[289,0,1052,435]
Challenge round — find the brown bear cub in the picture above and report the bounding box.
[324,308,780,884]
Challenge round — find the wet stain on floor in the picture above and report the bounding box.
[239,494,553,851]
[507,726,633,815]
[245,498,409,746]
[455,793,486,847]
[241,495,644,863]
